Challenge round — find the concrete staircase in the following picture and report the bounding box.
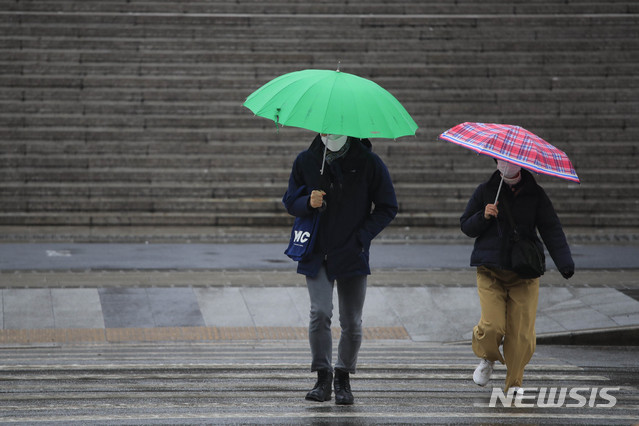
[1,1,638,229]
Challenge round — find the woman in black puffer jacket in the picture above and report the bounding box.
[460,159,574,393]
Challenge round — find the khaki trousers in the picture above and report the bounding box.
[472,265,539,390]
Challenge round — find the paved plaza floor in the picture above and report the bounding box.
[0,238,638,346]
[0,228,638,424]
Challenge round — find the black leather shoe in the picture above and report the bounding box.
[334,369,354,405]
[305,370,333,402]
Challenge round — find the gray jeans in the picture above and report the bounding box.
[306,265,367,374]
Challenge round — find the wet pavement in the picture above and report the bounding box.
[0,239,638,345]
[0,229,638,424]
[1,241,638,270]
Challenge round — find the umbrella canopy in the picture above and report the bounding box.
[439,122,580,183]
[243,69,418,139]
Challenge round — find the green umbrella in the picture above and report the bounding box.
[243,69,418,140]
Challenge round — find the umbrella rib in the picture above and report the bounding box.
[272,74,325,129]
[321,72,340,134]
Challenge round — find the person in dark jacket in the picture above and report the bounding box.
[460,159,574,393]
[283,133,397,405]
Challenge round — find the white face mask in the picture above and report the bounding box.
[320,134,348,152]
[497,159,521,178]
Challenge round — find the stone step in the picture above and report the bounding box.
[395,212,639,227]
[3,94,638,118]
[1,196,635,217]
[0,182,289,198]
[1,197,284,213]
[1,181,634,200]
[4,0,638,14]
[2,56,636,76]
[2,87,637,105]
[0,114,634,134]
[2,125,638,145]
[2,18,637,55]
[1,166,637,184]
[2,54,635,75]
[4,32,638,55]
[4,10,638,26]
[0,154,297,169]
[2,135,638,159]
[1,210,637,227]
[0,142,639,168]
[0,211,295,226]
[3,86,636,108]
[2,151,635,170]
[3,73,634,96]
[4,36,638,57]
[2,81,637,104]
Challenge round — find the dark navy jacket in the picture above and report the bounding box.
[460,169,574,276]
[283,135,398,280]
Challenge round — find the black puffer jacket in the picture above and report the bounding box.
[283,134,398,280]
[460,169,574,277]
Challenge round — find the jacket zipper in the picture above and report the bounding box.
[324,181,335,262]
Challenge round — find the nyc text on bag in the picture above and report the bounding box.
[285,212,320,261]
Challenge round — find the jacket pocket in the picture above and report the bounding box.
[329,233,368,276]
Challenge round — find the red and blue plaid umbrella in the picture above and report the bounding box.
[439,122,580,183]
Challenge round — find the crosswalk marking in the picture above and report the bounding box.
[0,341,635,424]
[2,412,639,424]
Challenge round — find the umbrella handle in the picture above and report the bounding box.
[494,175,504,204]
[320,142,327,175]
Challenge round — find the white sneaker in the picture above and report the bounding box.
[473,359,494,387]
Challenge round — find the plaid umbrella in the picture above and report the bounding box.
[439,122,579,202]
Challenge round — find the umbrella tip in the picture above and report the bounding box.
[336,61,341,72]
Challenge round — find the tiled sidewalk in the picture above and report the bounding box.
[1,274,638,345]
